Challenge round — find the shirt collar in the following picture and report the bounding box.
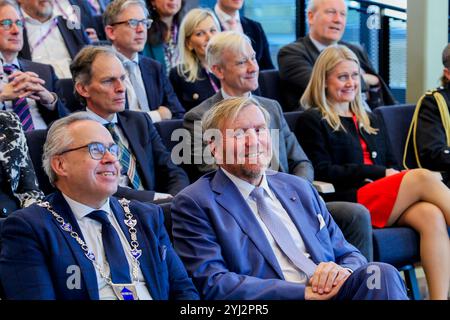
[62,192,111,221]
[112,45,139,65]
[4,58,20,70]
[21,8,59,25]
[221,88,251,100]
[86,107,118,125]
[309,35,332,52]
[214,3,241,26]
[221,168,274,201]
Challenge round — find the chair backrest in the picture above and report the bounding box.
[0,217,4,298]
[283,111,303,132]
[154,119,184,152]
[57,78,83,113]
[258,69,284,108]
[373,104,416,168]
[25,129,56,195]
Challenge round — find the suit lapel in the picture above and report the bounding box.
[20,27,32,60]
[212,170,284,279]
[56,16,77,59]
[267,175,324,263]
[109,198,162,299]
[48,191,100,300]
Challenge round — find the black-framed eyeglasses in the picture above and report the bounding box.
[59,142,120,160]
[0,19,24,30]
[110,18,153,29]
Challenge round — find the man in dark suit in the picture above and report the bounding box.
[17,0,91,79]
[0,111,199,300]
[71,45,189,203]
[277,0,396,110]
[0,0,68,129]
[183,31,374,261]
[103,0,185,122]
[172,96,408,300]
[214,0,274,70]
[68,0,110,40]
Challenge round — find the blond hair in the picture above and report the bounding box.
[301,45,377,134]
[177,8,220,82]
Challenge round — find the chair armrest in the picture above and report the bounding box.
[313,180,335,194]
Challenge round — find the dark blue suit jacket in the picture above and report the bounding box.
[131,55,185,119]
[0,191,199,300]
[69,0,109,40]
[117,110,189,197]
[171,169,366,300]
[18,58,69,125]
[20,16,90,62]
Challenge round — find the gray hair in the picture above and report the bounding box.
[0,0,18,10]
[306,0,348,13]
[70,45,118,106]
[103,0,148,27]
[43,112,94,185]
[206,31,253,68]
[202,96,270,133]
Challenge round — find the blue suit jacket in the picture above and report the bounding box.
[18,58,69,125]
[171,170,366,300]
[68,0,109,40]
[20,16,90,62]
[131,55,185,119]
[0,191,199,300]
[117,110,189,197]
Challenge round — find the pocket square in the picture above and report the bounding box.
[159,245,167,261]
[317,214,326,230]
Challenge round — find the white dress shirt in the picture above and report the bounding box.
[221,168,310,284]
[22,10,73,79]
[214,4,244,33]
[1,58,57,129]
[62,193,152,300]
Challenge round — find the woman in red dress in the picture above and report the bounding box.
[296,45,450,300]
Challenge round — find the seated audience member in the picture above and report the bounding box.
[0,112,199,300]
[104,0,185,122]
[411,43,450,186]
[172,96,408,300]
[169,8,221,111]
[71,45,190,203]
[144,0,184,74]
[278,0,396,110]
[296,45,450,300]
[0,0,68,130]
[0,111,44,216]
[184,31,374,262]
[213,0,274,70]
[17,0,91,79]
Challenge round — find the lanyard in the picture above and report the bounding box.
[206,71,220,93]
[29,17,59,53]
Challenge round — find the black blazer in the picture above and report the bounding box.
[416,85,450,176]
[116,110,189,198]
[295,108,399,201]
[278,35,396,110]
[20,16,90,61]
[169,66,220,111]
[18,58,69,125]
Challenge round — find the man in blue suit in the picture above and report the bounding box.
[71,45,189,203]
[172,96,408,300]
[17,0,91,79]
[103,0,185,122]
[0,0,68,129]
[0,111,199,300]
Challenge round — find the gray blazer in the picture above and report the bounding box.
[183,92,314,181]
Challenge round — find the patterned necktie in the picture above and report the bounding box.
[87,210,132,284]
[250,187,317,278]
[3,65,34,132]
[123,60,149,112]
[105,122,143,190]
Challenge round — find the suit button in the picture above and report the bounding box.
[444,150,450,154]
[2,208,7,215]
[192,93,199,100]
[371,151,377,158]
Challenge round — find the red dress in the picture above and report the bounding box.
[351,116,408,228]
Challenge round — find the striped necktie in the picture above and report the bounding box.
[3,64,34,132]
[105,122,143,190]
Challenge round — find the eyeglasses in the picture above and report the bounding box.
[0,19,24,30]
[59,142,120,160]
[110,18,153,29]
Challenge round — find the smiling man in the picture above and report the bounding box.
[278,0,396,110]
[103,0,185,122]
[0,111,199,300]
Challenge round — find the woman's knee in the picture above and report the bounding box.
[400,202,446,232]
[406,168,442,186]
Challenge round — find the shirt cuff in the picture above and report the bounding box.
[40,92,58,111]
[148,110,161,123]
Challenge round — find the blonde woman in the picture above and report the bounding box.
[169,8,220,111]
[296,45,450,300]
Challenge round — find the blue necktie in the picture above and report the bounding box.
[250,187,317,278]
[124,60,149,111]
[88,210,132,284]
[3,64,34,132]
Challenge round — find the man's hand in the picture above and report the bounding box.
[305,262,351,300]
[157,106,172,120]
[8,71,55,104]
[86,28,99,43]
